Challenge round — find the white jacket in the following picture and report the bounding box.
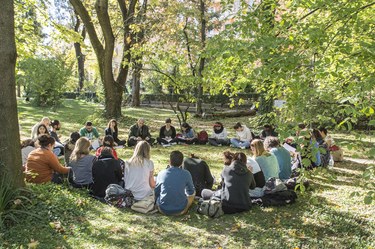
[236,125,252,142]
[211,128,228,140]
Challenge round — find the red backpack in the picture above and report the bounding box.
[197,130,209,144]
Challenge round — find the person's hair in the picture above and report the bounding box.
[251,139,269,157]
[69,132,81,143]
[181,122,191,131]
[37,124,49,135]
[311,129,323,140]
[319,127,328,136]
[107,119,118,132]
[214,122,223,128]
[233,152,247,164]
[100,147,113,157]
[223,151,234,166]
[165,118,172,123]
[264,124,272,129]
[102,135,114,148]
[128,141,151,166]
[170,150,184,167]
[264,136,280,150]
[85,121,93,126]
[21,139,34,149]
[41,117,50,122]
[70,137,91,162]
[233,122,242,129]
[298,123,306,129]
[37,134,55,148]
[50,120,60,128]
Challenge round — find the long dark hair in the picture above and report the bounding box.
[107,119,118,133]
[37,124,50,136]
[181,122,192,132]
[213,122,224,134]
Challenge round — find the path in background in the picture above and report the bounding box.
[344,157,375,165]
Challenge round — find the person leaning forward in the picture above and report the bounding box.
[127,118,155,147]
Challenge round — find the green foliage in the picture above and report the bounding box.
[17,57,72,108]
[0,170,34,229]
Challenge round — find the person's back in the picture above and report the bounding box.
[91,153,122,197]
[155,150,195,215]
[255,154,279,181]
[124,158,154,200]
[69,155,95,185]
[270,147,292,180]
[183,156,214,197]
[221,160,254,213]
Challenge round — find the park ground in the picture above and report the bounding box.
[1,99,374,249]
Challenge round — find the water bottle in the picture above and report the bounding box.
[328,155,334,169]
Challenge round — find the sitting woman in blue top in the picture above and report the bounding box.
[208,122,229,146]
[263,136,292,180]
[177,122,198,145]
[312,129,329,167]
[250,139,279,181]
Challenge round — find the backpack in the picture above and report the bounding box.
[196,199,224,218]
[264,177,287,194]
[197,130,209,144]
[252,190,297,207]
[104,184,134,208]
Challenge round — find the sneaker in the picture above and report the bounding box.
[162,143,171,147]
[240,146,246,150]
[170,142,177,145]
[217,144,222,147]
[230,144,234,147]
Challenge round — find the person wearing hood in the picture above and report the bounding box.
[91,147,123,198]
[208,122,229,146]
[230,122,254,149]
[202,152,255,214]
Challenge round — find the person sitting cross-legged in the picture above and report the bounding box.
[208,122,230,146]
[157,118,178,146]
[128,118,155,147]
[155,151,195,216]
[230,122,253,149]
[264,136,292,180]
[105,119,126,146]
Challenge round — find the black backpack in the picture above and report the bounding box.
[104,184,134,208]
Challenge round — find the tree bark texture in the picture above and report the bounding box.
[196,0,206,115]
[69,0,138,118]
[73,14,86,92]
[0,0,24,187]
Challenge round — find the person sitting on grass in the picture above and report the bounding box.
[264,136,292,180]
[91,147,123,198]
[49,120,64,156]
[79,121,100,141]
[157,118,178,146]
[124,141,156,201]
[319,127,343,162]
[36,124,50,138]
[25,134,71,184]
[21,139,35,167]
[259,124,278,140]
[105,119,126,146]
[177,122,198,145]
[128,118,155,147]
[31,117,50,140]
[64,132,81,165]
[155,150,195,215]
[208,122,229,146]
[68,137,95,188]
[251,139,279,181]
[312,129,329,167]
[201,152,255,214]
[95,135,119,160]
[182,153,214,197]
[230,122,253,149]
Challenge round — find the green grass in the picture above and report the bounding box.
[1,99,374,248]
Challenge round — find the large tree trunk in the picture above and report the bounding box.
[131,64,141,106]
[73,14,86,92]
[196,0,206,115]
[0,0,24,187]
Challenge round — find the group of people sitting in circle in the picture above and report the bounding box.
[21,116,343,215]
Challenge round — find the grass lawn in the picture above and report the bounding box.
[1,99,374,248]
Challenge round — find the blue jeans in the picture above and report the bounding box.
[230,138,250,148]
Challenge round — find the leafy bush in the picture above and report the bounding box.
[0,172,33,229]
[17,57,72,107]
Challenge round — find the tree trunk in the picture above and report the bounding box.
[73,15,86,92]
[131,64,141,106]
[0,0,24,187]
[196,0,206,115]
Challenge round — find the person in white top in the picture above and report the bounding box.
[230,122,253,149]
[124,141,156,201]
[208,122,229,146]
[31,117,50,139]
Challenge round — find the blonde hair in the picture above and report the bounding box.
[251,139,270,157]
[70,137,91,162]
[128,141,150,166]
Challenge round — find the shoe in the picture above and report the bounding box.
[217,144,222,147]
[170,142,177,145]
[162,143,171,147]
[240,146,246,150]
[230,144,234,147]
